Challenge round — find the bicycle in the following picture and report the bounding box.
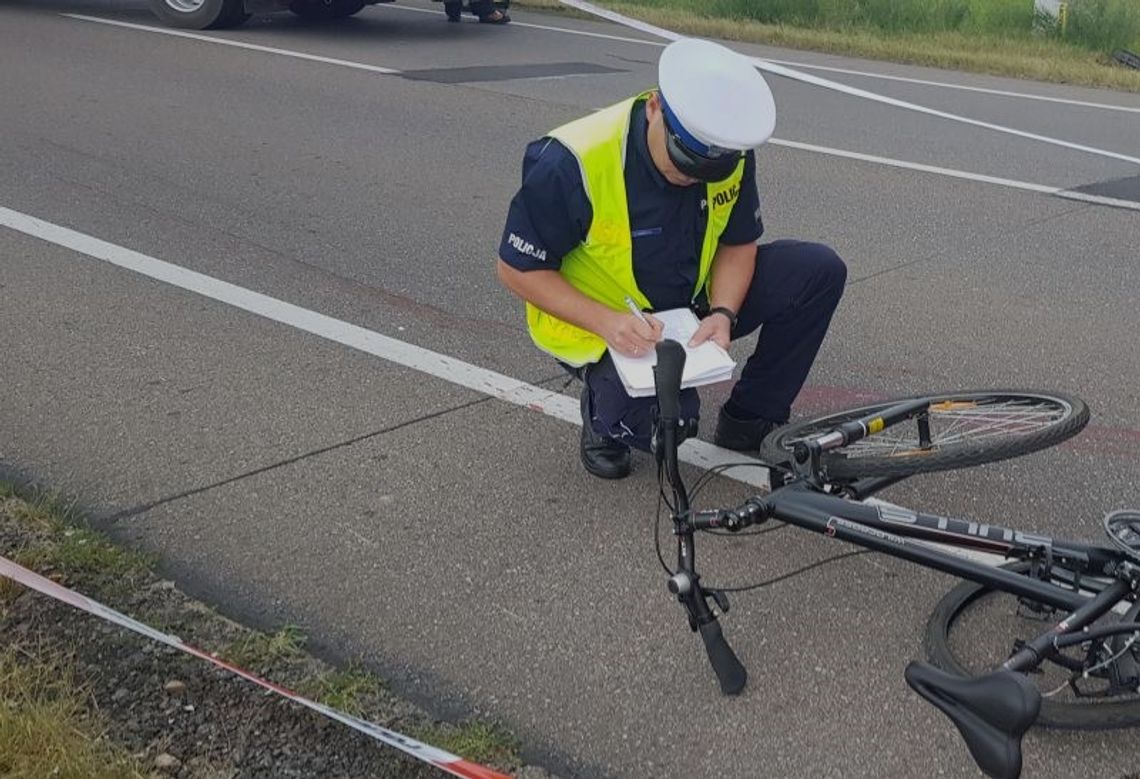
[648,340,1140,779]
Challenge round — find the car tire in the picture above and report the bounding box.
[148,0,250,29]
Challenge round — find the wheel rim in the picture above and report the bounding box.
[164,0,207,11]
[945,587,1140,718]
[785,395,1072,461]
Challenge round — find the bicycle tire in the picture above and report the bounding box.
[924,562,1140,730]
[760,390,1089,480]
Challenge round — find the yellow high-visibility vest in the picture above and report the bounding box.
[526,92,746,366]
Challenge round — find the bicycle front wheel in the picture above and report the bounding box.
[760,390,1089,480]
[925,562,1140,730]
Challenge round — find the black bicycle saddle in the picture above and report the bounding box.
[905,661,1041,779]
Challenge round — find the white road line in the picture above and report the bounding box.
[61,12,1139,211]
[769,139,1140,212]
[63,14,402,74]
[770,139,1056,194]
[394,2,1136,119]
[1,205,1031,568]
[758,58,1140,115]
[554,0,1140,168]
[1054,189,1140,210]
[67,6,1140,122]
[385,1,1137,117]
[0,205,769,489]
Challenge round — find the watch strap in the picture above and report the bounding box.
[707,306,738,328]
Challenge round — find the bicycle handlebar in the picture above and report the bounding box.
[652,338,748,695]
[699,619,747,695]
[654,339,689,506]
[653,339,686,425]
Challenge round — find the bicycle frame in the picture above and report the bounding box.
[761,482,1122,617]
[649,339,1140,779]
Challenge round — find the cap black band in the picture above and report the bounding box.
[659,96,742,183]
[659,95,737,159]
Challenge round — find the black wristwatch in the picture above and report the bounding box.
[707,306,738,329]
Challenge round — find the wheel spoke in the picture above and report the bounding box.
[763,391,1087,479]
[829,399,1068,459]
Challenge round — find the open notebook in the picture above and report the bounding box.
[610,308,736,398]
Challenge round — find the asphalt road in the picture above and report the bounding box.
[2,2,1139,777]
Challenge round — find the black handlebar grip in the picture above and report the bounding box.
[653,339,687,422]
[698,619,747,695]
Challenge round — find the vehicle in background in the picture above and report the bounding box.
[147,0,390,29]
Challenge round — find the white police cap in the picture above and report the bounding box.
[658,37,776,153]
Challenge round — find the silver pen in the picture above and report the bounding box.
[624,295,651,327]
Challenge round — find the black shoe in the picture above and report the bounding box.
[444,1,461,20]
[580,388,631,479]
[714,406,778,452]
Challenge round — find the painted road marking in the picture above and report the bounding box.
[756,59,1140,115]
[553,0,1140,168]
[0,204,1043,572]
[385,3,1140,114]
[769,139,1140,212]
[63,12,1140,212]
[61,13,1140,212]
[377,3,1134,115]
[63,14,401,74]
[0,205,769,489]
[0,205,1020,568]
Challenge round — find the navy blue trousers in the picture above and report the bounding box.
[583,240,847,451]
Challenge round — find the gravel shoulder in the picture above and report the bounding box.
[0,484,551,779]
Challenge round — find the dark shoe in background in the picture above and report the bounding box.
[477,8,510,23]
[443,1,461,20]
[580,387,631,479]
[714,406,778,452]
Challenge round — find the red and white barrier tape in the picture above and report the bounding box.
[0,555,513,779]
[555,0,1140,168]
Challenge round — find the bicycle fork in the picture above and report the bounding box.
[652,339,748,695]
[667,514,748,695]
[658,423,747,694]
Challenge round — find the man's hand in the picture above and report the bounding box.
[688,311,732,351]
[604,310,664,358]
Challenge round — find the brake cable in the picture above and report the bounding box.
[1041,631,1140,698]
[653,460,875,590]
[708,550,874,594]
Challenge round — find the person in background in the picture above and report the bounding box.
[441,0,509,23]
[496,37,846,479]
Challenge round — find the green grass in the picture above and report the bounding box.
[1,483,154,598]
[0,645,145,779]
[220,624,307,670]
[413,720,521,768]
[1,482,524,773]
[617,0,1140,52]
[518,0,1140,91]
[0,483,81,527]
[299,662,386,717]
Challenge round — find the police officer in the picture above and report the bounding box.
[496,37,846,479]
